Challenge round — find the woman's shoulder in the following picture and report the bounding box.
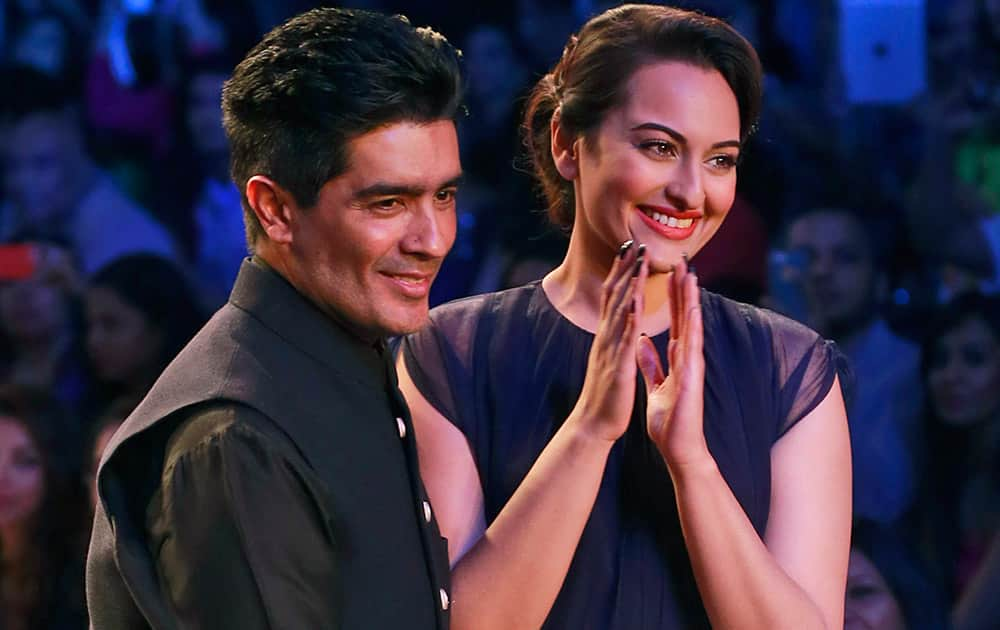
[425,282,549,337]
[702,289,824,349]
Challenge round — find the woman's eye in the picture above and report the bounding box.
[640,140,677,158]
[708,154,738,170]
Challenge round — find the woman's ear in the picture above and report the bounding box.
[245,176,295,244]
[551,110,579,181]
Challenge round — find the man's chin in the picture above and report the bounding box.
[378,306,431,338]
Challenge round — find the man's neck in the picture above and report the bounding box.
[252,251,382,347]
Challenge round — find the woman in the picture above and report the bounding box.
[916,291,1000,623]
[0,385,86,630]
[0,240,90,411]
[398,5,851,629]
[85,254,205,410]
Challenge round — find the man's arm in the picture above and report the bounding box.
[147,405,339,629]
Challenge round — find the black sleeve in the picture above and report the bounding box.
[146,405,340,629]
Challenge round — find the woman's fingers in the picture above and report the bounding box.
[636,334,665,394]
[600,239,633,315]
[684,269,704,373]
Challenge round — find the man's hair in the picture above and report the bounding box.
[222,8,464,248]
[787,206,890,270]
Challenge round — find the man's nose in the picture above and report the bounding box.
[401,203,455,259]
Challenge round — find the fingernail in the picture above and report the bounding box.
[681,252,689,265]
[630,298,637,313]
[632,245,645,276]
[688,262,697,276]
[618,239,634,259]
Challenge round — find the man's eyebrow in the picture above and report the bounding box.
[353,173,464,199]
[630,122,740,150]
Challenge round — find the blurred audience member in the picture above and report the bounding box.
[847,518,948,630]
[846,548,906,630]
[431,23,536,303]
[953,531,1000,630]
[513,0,577,74]
[916,292,1000,605]
[164,54,246,308]
[8,11,86,85]
[0,67,177,275]
[0,385,86,630]
[786,207,922,525]
[85,254,204,409]
[84,394,137,511]
[0,239,89,410]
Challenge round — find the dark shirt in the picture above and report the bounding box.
[87,258,450,629]
[402,282,843,629]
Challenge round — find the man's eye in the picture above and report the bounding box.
[435,189,457,203]
[372,198,403,211]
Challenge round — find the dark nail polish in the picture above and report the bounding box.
[618,239,634,259]
[632,249,645,276]
[688,262,697,275]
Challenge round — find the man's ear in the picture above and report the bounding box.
[551,110,579,181]
[246,176,295,244]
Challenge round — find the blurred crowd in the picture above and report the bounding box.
[0,0,999,629]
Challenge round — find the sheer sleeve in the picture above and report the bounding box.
[759,309,852,437]
[400,295,490,431]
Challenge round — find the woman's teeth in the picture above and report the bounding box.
[648,211,693,228]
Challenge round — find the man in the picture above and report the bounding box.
[86,8,463,629]
[0,67,177,275]
[787,207,922,525]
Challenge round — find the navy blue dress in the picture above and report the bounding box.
[401,282,842,629]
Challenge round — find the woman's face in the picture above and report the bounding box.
[0,416,45,530]
[569,61,741,273]
[928,316,1000,426]
[844,549,906,630]
[0,276,67,343]
[85,286,164,385]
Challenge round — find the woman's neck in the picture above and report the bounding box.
[542,229,672,334]
[0,523,28,568]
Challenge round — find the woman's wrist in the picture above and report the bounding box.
[663,448,718,483]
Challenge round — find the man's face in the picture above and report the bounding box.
[284,120,460,339]
[4,113,81,225]
[788,211,877,334]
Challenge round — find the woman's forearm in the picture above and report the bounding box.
[449,411,614,630]
[670,458,830,630]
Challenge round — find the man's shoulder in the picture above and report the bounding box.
[161,401,298,477]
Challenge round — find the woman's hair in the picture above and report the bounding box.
[921,292,1000,367]
[0,384,86,628]
[522,3,762,229]
[90,254,206,371]
[916,292,1000,598]
[850,518,949,630]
